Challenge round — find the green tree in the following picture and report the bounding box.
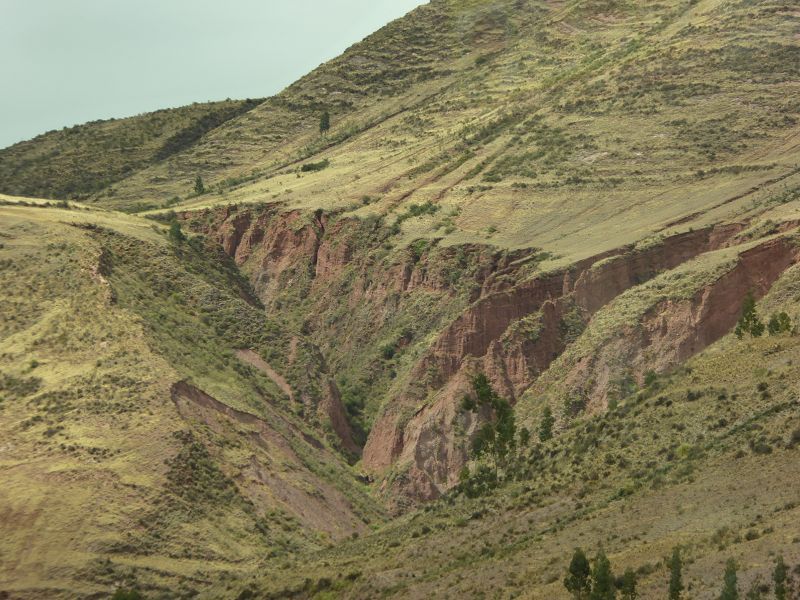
[194,175,205,195]
[590,550,616,600]
[720,558,739,600]
[320,110,331,135]
[168,221,186,243]
[619,569,637,600]
[768,312,792,336]
[778,312,792,334]
[539,405,555,442]
[736,291,764,339]
[773,555,788,600]
[668,547,683,600]
[518,426,531,447]
[565,548,592,600]
[463,374,517,478]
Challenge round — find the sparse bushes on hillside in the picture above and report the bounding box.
[153,98,261,161]
[111,589,143,600]
[394,201,440,230]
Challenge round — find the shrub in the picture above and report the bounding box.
[644,370,658,388]
[768,312,792,336]
[300,159,330,172]
[111,589,142,600]
[787,429,800,448]
[168,221,186,244]
[539,406,555,442]
[396,201,439,225]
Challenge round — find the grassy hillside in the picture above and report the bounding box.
[104,0,799,258]
[0,99,261,201]
[1,0,800,598]
[0,198,382,599]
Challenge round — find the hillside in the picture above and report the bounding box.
[0,99,261,201]
[1,0,800,598]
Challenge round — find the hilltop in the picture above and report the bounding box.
[1,0,800,598]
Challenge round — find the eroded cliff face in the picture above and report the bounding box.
[361,224,755,501]
[555,236,800,409]
[181,205,799,506]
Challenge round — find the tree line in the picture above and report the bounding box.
[565,547,795,599]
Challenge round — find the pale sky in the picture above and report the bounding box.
[0,0,428,149]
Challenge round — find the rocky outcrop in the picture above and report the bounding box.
[361,224,746,488]
[558,235,800,408]
[182,203,797,505]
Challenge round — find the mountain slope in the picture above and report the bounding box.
[0,198,382,598]
[1,0,800,598]
[0,99,261,202]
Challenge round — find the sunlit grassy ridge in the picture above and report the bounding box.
[0,100,261,201]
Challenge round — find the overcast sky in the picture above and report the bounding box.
[0,0,428,149]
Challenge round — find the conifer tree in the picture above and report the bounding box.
[463,374,517,479]
[668,547,683,600]
[590,550,616,600]
[619,569,637,600]
[320,110,331,135]
[719,558,739,600]
[194,175,205,195]
[168,221,186,243]
[768,312,792,336]
[736,292,764,338]
[773,555,787,600]
[565,548,592,600]
[539,405,555,442]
